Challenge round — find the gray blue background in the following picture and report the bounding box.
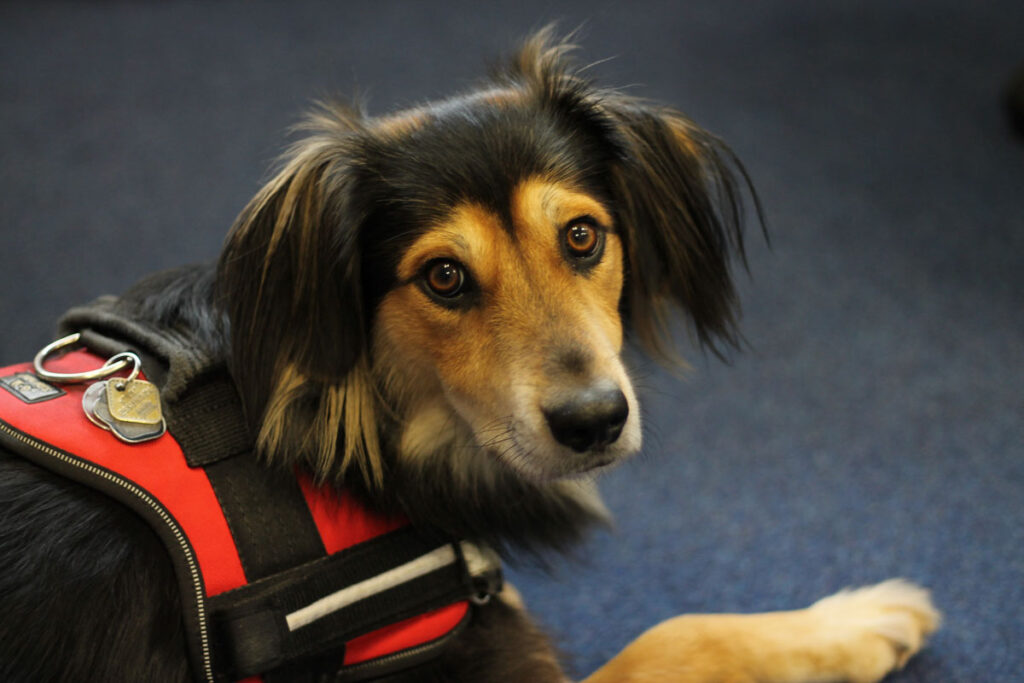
[2,2,1022,680]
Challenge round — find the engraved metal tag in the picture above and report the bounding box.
[106,379,163,425]
[85,380,166,444]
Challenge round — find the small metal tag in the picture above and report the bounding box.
[84,380,166,444]
[108,416,167,444]
[106,378,163,425]
[82,381,112,431]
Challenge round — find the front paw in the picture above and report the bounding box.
[809,579,940,682]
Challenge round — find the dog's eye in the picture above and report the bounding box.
[424,259,466,298]
[566,224,597,255]
[563,219,604,264]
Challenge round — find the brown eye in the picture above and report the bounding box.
[565,222,599,257]
[425,259,465,297]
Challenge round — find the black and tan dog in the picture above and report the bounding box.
[0,30,938,682]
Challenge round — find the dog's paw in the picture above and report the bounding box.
[808,579,941,682]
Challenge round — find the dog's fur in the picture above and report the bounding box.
[0,30,938,682]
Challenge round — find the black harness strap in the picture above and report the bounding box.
[167,371,327,582]
[166,370,336,682]
[205,453,327,581]
[209,529,484,680]
[204,462,341,683]
[165,367,251,467]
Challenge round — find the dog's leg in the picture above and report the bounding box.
[582,580,939,683]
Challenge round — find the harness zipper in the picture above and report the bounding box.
[0,420,216,683]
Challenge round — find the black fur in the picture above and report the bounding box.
[0,30,758,682]
[0,450,190,683]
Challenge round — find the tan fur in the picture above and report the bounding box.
[371,176,641,479]
[258,361,384,486]
[580,580,939,683]
[373,109,429,137]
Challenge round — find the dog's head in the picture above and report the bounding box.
[217,30,752,491]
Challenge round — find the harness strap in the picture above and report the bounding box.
[210,531,499,679]
[166,366,251,467]
[203,448,340,683]
[205,452,327,581]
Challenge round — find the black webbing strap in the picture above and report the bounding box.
[163,366,341,680]
[165,366,251,467]
[165,369,327,582]
[204,453,327,581]
[208,528,486,680]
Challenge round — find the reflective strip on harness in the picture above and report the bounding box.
[287,544,459,631]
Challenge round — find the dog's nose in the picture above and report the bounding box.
[543,384,629,453]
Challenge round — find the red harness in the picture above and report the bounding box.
[0,350,487,682]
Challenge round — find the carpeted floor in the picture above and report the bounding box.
[2,2,1022,680]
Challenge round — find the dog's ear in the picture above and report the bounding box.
[217,107,383,485]
[602,99,757,361]
[510,28,760,361]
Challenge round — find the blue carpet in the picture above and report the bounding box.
[2,2,1022,680]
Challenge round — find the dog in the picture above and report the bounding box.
[0,29,938,682]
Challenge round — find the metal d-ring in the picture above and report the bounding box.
[33,333,140,384]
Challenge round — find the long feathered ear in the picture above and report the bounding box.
[216,106,384,485]
[508,27,762,362]
[603,99,760,361]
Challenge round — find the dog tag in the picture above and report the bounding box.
[82,381,112,431]
[109,416,166,444]
[106,378,163,425]
[92,382,166,444]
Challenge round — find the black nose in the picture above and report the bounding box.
[543,384,629,453]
